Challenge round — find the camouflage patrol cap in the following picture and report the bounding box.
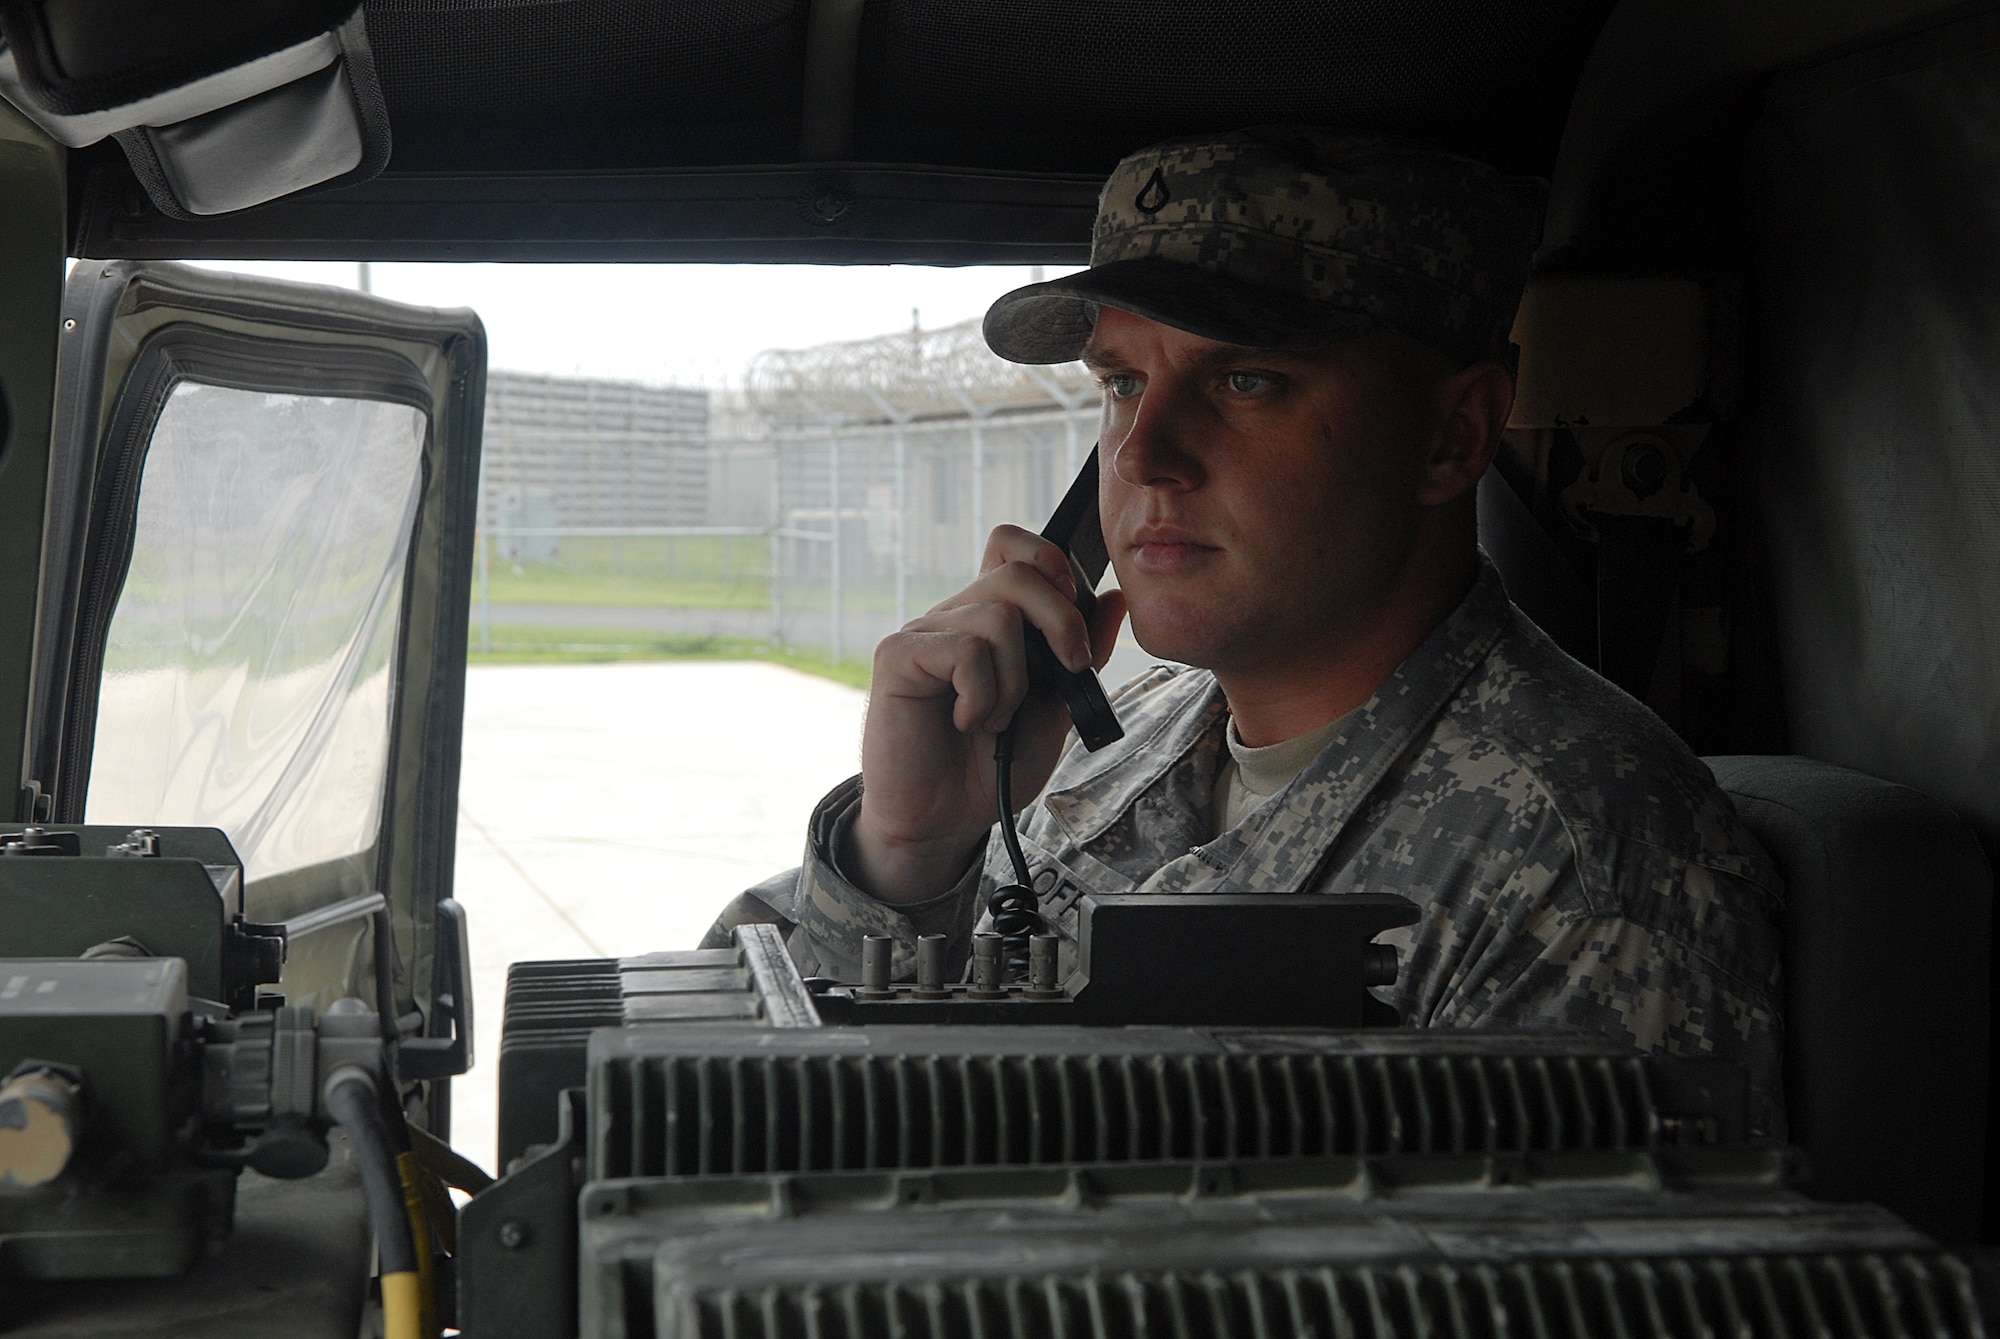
[984,127,1546,367]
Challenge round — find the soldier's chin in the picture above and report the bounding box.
[1127,605,1236,670]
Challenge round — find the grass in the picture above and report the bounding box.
[466,624,873,690]
[480,534,770,608]
[480,565,770,609]
[476,534,963,614]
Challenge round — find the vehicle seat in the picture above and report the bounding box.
[1705,754,1992,1244]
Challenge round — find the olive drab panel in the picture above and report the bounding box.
[26,263,484,1114]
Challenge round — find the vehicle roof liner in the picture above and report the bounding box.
[69,0,1619,260]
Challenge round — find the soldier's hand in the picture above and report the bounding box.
[845,524,1126,905]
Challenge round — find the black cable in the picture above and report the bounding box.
[324,1069,419,1278]
[993,726,1034,888]
[986,725,1046,978]
[366,909,423,1161]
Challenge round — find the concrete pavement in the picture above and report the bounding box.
[450,660,866,1172]
[447,644,1171,1171]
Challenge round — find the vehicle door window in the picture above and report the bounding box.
[83,381,427,883]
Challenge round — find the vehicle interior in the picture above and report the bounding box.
[0,0,1996,1335]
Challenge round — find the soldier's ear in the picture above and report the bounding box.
[1416,360,1512,507]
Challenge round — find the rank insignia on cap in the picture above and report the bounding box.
[1134,166,1169,215]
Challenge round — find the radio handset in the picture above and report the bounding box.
[987,447,1122,979]
[1022,446,1124,752]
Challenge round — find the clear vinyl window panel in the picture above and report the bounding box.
[86,381,426,883]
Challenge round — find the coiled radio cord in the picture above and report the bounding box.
[986,724,1046,979]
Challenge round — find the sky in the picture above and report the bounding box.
[182,261,1080,388]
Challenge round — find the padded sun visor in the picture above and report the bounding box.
[0,31,341,147]
[116,59,365,217]
[0,4,388,217]
[0,0,355,114]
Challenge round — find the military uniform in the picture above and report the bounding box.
[706,558,1788,1139]
[711,129,1785,1136]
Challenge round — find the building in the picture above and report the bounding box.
[479,371,709,556]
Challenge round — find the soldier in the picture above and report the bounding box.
[708,127,1786,1137]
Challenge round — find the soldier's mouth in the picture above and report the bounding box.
[1128,524,1222,574]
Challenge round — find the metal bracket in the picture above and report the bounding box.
[456,1087,584,1339]
[735,922,821,1028]
[222,915,287,1012]
[400,899,474,1082]
[1559,430,1716,552]
[15,782,53,824]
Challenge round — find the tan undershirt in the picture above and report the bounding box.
[1211,712,1351,838]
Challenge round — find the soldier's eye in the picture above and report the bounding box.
[1101,374,1140,399]
[1226,371,1272,394]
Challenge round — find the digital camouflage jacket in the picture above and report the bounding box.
[706,561,1788,1137]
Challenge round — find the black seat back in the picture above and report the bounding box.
[1707,754,1992,1243]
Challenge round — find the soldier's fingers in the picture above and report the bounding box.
[889,628,1002,734]
[932,600,1032,732]
[979,525,1078,599]
[891,598,1037,732]
[1007,566,1094,675]
[979,560,1092,673]
[926,561,1091,674]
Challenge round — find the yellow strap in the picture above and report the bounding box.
[396,1129,460,1256]
[379,1271,423,1339]
[396,1151,439,1339]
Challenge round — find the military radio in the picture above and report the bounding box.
[4,822,1992,1339]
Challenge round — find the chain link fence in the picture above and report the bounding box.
[473,319,1102,670]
